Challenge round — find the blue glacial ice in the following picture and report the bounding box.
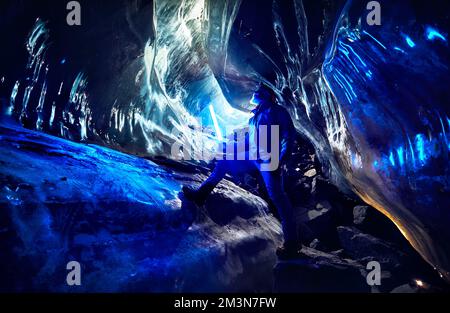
[0,122,282,291]
[2,0,450,282]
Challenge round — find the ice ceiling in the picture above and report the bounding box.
[3,0,450,281]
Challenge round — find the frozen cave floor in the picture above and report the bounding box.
[0,121,448,292]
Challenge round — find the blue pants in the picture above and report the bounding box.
[200,159,299,248]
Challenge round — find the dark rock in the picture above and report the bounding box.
[390,283,419,293]
[311,175,339,197]
[296,201,340,248]
[303,168,317,178]
[390,279,446,293]
[297,201,332,224]
[330,249,345,257]
[350,205,449,289]
[353,205,370,225]
[297,222,315,246]
[287,182,312,206]
[338,226,449,291]
[273,247,371,292]
[336,225,416,291]
[316,200,332,211]
[309,238,323,250]
[352,205,405,244]
[337,226,406,271]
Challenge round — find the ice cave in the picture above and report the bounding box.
[0,0,449,292]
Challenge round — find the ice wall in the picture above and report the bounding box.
[322,1,450,281]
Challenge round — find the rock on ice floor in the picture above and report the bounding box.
[0,122,282,292]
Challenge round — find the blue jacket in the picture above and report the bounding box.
[248,101,296,164]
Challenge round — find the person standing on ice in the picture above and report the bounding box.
[182,83,302,259]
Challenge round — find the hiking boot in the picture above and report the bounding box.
[182,185,208,206]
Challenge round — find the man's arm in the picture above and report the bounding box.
[278,107,295,164]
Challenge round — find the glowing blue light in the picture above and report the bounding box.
[250,94,261,106]
[407,135,416,167]
[340,42,367,67]
[60,58,66,64]
[393,46,406,54]
[334,69,357,100]
[425,26,447,42]
[373,160,379,168]
[389,151,395,166]
[438,115,448,147]
[405,36,416,48]
[209,105,223,141]
[332,73,349,100]
[397,147,404,166]
[415,134,426,162]
[338,43,361,74]
[362,31,387,50]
